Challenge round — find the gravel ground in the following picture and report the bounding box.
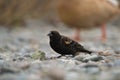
[0,20,120,80]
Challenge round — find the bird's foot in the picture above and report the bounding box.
[100,24,107,42]
[71,28,81,42]
[100,36,107,42]
[94,36,106,42]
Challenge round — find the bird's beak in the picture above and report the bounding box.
[47,33,52,36]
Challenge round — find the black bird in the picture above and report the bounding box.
[47,31,92,57]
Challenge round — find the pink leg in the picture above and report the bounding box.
[72,28,81,41]
[101,24,107,41]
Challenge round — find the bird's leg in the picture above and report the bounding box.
[72,28,81,41]
[101,24,107,41]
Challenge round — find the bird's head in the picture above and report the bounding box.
[47,31,61,40]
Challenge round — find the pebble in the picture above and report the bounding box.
[82,55,104,62]
[31,50,46,60]
[82,64,100,74]
[73,54,90,61]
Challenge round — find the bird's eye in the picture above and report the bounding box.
[51,32,53,34]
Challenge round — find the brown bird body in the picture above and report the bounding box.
[57,0,119,29]
[48,31,92,57]
[56,0,120,41]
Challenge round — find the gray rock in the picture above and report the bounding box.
[81,63,100,74]
[0,62,20,75]
[73,54,90,61]
[111,71,120,80]
[114,60,120,66]
[31,50,46,60]
[82,55,104,62]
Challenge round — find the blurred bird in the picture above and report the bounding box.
[56,0,120,41]
[47,31,92,57]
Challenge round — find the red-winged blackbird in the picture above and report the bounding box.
[47,31,92,57]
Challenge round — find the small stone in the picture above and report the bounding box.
[82,55,104,62]
[114,60,120,66]
[82,64,100,74]
[0,63,20,75]
[83,64,98,68]
[0,68,16,74]
[14,62,30,70]
[12,57,25,61]
[98,50,113,56]
[58,59,77,66]
[65,72,81,80]
[31,50,46,60]
[0,56,3,60]
[73,54,90,61]
[42,68,65,80]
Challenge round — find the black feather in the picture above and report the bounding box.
[48,31,92,57]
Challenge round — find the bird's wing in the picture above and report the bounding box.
[61,36,84,49]
[60,35,92,54]
[61,36,73,45]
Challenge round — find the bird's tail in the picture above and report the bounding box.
[81,49,92,54]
